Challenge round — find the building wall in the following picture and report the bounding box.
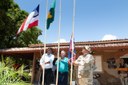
[32,48,128,85]
[93,49,128,85]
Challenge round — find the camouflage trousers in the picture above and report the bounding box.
[78,77,93,85]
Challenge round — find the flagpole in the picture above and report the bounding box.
[70,0,76,85]
[42,0,48,85]
[56,0,61,85]
[37,2,43,84]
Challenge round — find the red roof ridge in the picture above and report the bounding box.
[29,38,128,47]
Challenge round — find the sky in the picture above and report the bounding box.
[14,0,128,43]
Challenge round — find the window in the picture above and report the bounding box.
[94,55,103,72]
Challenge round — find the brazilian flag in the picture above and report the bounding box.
[47,0,56,29]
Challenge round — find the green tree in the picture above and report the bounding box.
[0,0,42,48]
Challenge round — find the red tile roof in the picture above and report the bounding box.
[1,39,128,54]
[29,39,128,48]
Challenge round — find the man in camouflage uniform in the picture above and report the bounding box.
[74,46,94,85]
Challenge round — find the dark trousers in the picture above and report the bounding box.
[53,70,57,83]
[58,72,68,85]
[40,68,54,85]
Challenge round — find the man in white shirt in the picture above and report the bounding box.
[40,48,55,85]
[74,46,95,85]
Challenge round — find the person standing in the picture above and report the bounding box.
[40,48,54,85]
[118,58,128,85]
[52,57,57,83]
[74,46,95,85]
[56,50,69,85]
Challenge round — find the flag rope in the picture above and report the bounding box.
[56,0,62,85]
[42,0,48,85]
[70,0,76,85]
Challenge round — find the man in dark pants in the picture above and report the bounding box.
[52,58,57,83]
[40,48,54,85]
[56,50,69,85]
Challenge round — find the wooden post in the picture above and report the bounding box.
[31,53,36,84]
